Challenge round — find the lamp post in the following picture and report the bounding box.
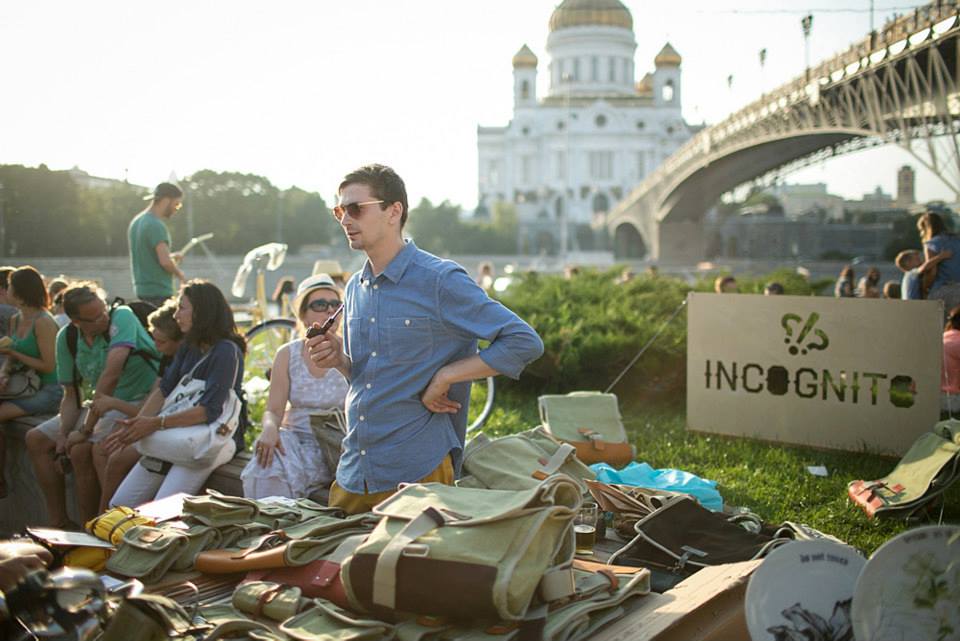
[801,14,814,81]
[759,48,767,96]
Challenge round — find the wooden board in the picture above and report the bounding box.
[589,560,759,641]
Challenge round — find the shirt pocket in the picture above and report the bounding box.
[386,316,434,365]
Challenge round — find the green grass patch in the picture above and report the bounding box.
[478,389,960,555]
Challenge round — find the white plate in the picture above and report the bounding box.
[852,525,960,641]
[745,540,865,641]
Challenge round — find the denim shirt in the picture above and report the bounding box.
[338,241,544,494]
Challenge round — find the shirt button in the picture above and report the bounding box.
[359,415,365,421]
[366,383,372,389]
[361,449,367,456]
[404,319,411,326]
[370,317,376,323]
[373,284,379,290]
[371,351,377,357]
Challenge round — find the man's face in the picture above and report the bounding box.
[159,197,183,219]
[71,298,110,338]
[337,183,395,253]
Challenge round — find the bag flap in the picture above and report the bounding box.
[373,475,581,524]
[538,392,627,443]
[934,418,960,444]
[117,525,188,552]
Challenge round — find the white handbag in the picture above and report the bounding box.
[135,345,241,468]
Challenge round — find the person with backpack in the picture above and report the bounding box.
[24,284,160,527]
[104,280,247,506]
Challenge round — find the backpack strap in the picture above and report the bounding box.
[66,324,83,409]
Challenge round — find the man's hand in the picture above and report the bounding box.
[255,426,285,468]
[171,251,184,264]
[0,542,52,592]
[0,374,8,393]
[90,393,116,416]
[306,328,346,371]
[421,368,462,414]
[102,416,160,454]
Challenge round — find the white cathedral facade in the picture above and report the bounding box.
[476,0,695,255]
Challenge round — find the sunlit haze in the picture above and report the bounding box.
[0,1,948,207]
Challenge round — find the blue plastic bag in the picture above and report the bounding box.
[590,461,724,512]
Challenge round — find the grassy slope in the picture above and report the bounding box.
[476,388,960,554]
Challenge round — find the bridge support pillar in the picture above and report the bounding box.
[657,221,705,264]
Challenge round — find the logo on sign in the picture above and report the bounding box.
[781,313,829,356]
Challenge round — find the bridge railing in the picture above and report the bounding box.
[614,0,960,217]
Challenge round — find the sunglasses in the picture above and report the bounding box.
[307,298,342,312]
[331,200,385,222]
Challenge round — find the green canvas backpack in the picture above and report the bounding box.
[538,392,636,467]
[341,475,582,623]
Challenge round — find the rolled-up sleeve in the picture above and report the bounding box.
[195,342,240,424]
[438,267,543,379]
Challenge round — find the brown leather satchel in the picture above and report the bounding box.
[194,544,288,574]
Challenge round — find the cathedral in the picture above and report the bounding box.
[476,0,694,255]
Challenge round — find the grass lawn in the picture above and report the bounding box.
[475,387,960,555]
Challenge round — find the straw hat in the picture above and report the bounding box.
[292,273,339,315]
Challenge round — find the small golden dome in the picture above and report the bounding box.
[655,43,682,67]
[635,73,654,95]
[549,0,633,32]
[512,44,538,68]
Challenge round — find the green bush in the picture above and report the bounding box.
[496,268,690,396]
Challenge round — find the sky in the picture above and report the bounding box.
[0,1,951,208]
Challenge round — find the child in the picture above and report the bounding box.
[896,249,952,299]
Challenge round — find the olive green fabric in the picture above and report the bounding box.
[169,523,222,571]
[280,598,395,641]
[537,392,628,444]
[459,427,595,491]
[848,418,960,518]
[100,593,207,641]
[342,475,581,622]
[183,490,260,527]
[234,581,305,622]
[105,525,190,583]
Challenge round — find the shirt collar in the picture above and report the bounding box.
[361,240,417,285]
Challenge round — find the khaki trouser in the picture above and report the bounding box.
[328,455,454,515]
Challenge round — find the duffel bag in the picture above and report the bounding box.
[342,474,582,622]
[538,391,635,467]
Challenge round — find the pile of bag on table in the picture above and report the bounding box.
[96,475,649,641]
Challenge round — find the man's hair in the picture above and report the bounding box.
[152,182,183,204]
[918,211,945,241]
[338,164,409,228]
[9,266,50,309]
[0,266,15,289]
[148,299,184,341]
[883,281,901,299]
[895,249,922,271]
[180,279,245,354]
[948,305,960,331]
[764,281,785,295]
[714,275,736,293]
[61,283,102,320]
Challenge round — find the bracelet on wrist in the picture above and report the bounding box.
[159,415,166,430]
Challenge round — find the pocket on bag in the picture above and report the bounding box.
[385,317,433,364]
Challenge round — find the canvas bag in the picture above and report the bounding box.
[459,427,596,492]
[135,346,241,468]
[848,419,960,519]
[538,392,635,467]
[341,475,582,622]
[0,363,40,399]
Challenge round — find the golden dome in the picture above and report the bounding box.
[635,73,653,95]
[655,42,682,67]
[512,44,538,68]
[549,0,633,32]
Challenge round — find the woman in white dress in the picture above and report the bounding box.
[242,273,348,499]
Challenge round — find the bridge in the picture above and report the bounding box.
[607,1,960,262]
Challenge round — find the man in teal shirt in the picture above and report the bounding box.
[128,182,186,306]
[25,284,160,526]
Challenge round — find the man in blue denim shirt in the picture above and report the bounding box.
[308,164,543,514]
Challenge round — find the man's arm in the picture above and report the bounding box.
[155,242,186,282]
[82,346,131,431]
[422,355,498,414]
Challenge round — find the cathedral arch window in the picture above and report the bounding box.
[663,79,675,102]
[521,80,530,100]
[591,57,599,82]
[573,58,581,81]
[592,192,610,213]
[608,57,615,82]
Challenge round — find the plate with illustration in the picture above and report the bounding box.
[745,539,865,641]
[852,525,960,641]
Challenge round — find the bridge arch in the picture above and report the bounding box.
[613,222,646,259]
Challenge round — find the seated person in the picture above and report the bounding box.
[0,267,18,338]
[242,274,348,499]
[942,305,960,416]
[714,275,737,293]
[91,300,184,513]
[25,284,160,527]
[763,281,784,296]
[882,281,901,299]
[104,280,246,506]
[895,248,952,300]
[856,267,882,298]
[46,277,71,328]
[0,267,62,499]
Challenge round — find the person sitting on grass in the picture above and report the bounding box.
[242,273,348,500]
[90,300,184,513]
[25,284,160,527]
[0,267,63,499]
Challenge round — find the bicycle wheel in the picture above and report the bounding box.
[467,376,495,434]
[243,318,297,388]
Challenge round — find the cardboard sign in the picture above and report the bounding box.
[686,293,942,455]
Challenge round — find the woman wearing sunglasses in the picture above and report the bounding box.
[241,273,348,499]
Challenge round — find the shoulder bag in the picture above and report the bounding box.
[135,344,241,468]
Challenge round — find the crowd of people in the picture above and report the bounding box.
[0,165,544,529]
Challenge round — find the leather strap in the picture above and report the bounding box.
[532,443,576,480]
[372,507,446,609]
